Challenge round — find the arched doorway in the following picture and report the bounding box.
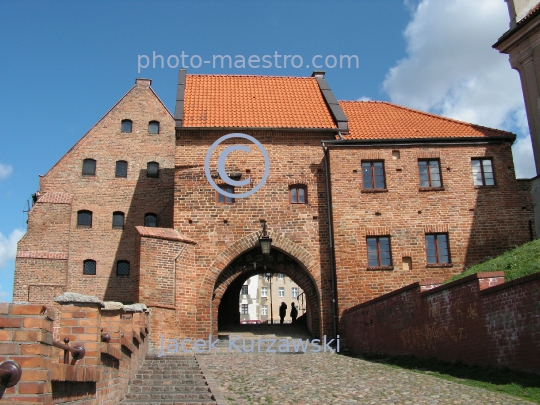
[214,247,321,338]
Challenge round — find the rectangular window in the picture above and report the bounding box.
[241,304,248,315]
[291,287,298,298]
[241,285,248,295]
[277,273,284,279]
[366,236,392,267]
[278,287,285,297]
[362,161,386,189]
[471,158,495,186]
[261,287,268,297]
[262,305,268,316]
[217,186,234,204]
[425,233,450,264]
[418,160,442,188]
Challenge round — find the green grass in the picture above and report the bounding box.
[360,353,540,403]
[445,238,540,283]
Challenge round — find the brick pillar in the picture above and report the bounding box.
[0,303,54,404]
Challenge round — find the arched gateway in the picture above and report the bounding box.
[195,231,322,338]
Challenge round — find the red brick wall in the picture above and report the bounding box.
[343,272,540,374]
[0,302,150,404]
[329,143,534,326]
[14,79,176,304]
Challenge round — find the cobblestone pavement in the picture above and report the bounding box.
[197,351,535,405]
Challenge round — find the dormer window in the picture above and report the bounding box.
[121,119,132,133]
[148,121,160,134]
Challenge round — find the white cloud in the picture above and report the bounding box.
[356,96,372,102]
[0,163,13,180]
[0,229,25,270]
[383,0,537,177]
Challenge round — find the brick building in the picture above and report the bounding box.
[13,71,534,349]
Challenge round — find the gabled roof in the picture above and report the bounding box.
[182,74,336,129]
[339,101,514,140]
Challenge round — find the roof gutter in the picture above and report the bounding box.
[321,135,516,147]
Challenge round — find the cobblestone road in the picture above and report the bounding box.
[197,351,535,405]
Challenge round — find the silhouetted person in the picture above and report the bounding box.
[279,302,287,324]
[290,302,298,323]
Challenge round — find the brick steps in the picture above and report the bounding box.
[120,356,217,405]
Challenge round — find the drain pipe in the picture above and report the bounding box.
[322,141,338,344]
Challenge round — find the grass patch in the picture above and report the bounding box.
[445,239,540,283]
[359,354,540,403]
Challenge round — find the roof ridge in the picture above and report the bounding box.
[338,100,513,136]
[186,73,316,80]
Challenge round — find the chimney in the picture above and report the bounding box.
[135,78,152,87]
[311,70,325,78]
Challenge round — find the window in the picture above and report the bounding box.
[148,121,160,134]
[241,285,248,295]
[121,119,132,133]
[289,185,307,204]
[261,287,268,297]
[471,158,495,186]
[82,159,96,176]
[366,236,392,267]
[112,212,124,229]
[425,233,451,265]
[83,259,96,275]
[262,305,268,316]
[116,260,130,276]
[144,213,157,227]
[277,273,284,279]
[362,161,385,189]
[292,287,298,298]
[217,186,234,204]
[77,210,93,227]
[147,162,159,178]
[115,161,127,178]
[278,287,285,297]
[418,160,442,188]
[241,304,248,315]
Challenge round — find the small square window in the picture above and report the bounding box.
[148,121,160,134]
[115,161,127,178]
[278,287,285,297]
[289,185,307,204]
[83,260,96,275]
[362,161,385,189]
[116,260,130,276]
[261,287,268,297]
[241,285,248,295]
[121,119,132,133]
[418,160,442,188]
[241,304,248,315]
[82,159,96,176]
[112,212,124,229]
[217,186,234,204]
[147,162,159,178]
[277,273,284,279]
[77,210,93,227]
[366,236,392,267]
[144,213,157,227]
[471,158,495,186]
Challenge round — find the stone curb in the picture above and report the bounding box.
[196,354,228,405]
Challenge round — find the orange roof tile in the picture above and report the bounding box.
[183,74,336,129]
[339,101,513,140]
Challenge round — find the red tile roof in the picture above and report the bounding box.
[183,74,336,129]
[339,101,513,140]
[136,226,196,245]
[36,192,73,204]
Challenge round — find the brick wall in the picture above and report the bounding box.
[343,272,540,374]
[330,143,534,330]
[0,300,150,404]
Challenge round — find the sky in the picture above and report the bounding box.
[0,0,535,301]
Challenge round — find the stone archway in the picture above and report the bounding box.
[195,230,322,338]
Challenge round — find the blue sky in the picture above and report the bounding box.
[0,0,535,301]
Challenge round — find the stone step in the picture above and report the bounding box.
[124,392,214,401]
[131,378,207,385]
[120,401,216,405]
[129,385,210,393]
